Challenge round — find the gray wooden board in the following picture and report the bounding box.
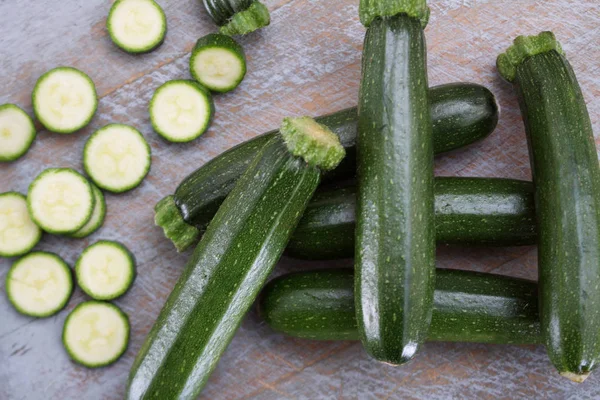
[1,0,600,398]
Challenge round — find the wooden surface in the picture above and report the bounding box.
[1,0,599,399]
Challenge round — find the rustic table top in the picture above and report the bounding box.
[1,0,599,399]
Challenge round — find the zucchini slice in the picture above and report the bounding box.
[0,192,42,257]
[75,240,135,300]
[62,301,130,368]
[83,124,151,193]
[69,184,106,238]
[149,80,214,143]
[218,1,270,36]
[32,67,97,134]
[190,34,246,93]
[6,252,73,317]
[0,104,36,162]
[28,168,95,234]
[107,0,167,54]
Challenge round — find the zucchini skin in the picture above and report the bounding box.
[513,51,600,378]
[203,0,253,26]
[287,177,537,259]
[128,137,321,399]
[173,82,497,234]
[258,268,541,345]
[355,15,435,364]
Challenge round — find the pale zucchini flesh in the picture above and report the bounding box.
[69,185,106,238]
[0,104,36,162]
[190,34,246,93]
[107,0,167,54]
[6,252,73,317]
[0,192,42,257]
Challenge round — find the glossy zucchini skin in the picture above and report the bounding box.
[355,15,435,364]
[509,47,600,379]
[287,177,537,259]
[167,82,497,249]
[258,268,541,345]
[203,0,253,26]
[128,137,321,399]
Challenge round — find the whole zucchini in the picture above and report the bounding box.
[258,268,541,345]
[287,177,537,259]
[355,7,435,364]
[497,32,600,383]
[128,117,345,399]
[156,82,499,251]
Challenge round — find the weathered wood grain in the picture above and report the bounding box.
[1,0,599,399]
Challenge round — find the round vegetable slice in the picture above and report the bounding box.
[107,0,167,54]
[83,124,151,193]
[6,252,73,317]
[70,184,106,238]
[32,67,97,134]
[149,80,214,143]
[75,240,135,300]
[190,33,246,93]
[62,301,130,368]
[0,192,42,257]
[0,104,36,162]
[28,168,95,234]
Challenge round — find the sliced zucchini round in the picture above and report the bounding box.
[107,0,167,54]
[32,67,97,134]
[149,80,214,143]
[83,124,151,193]
[6,252,73,317]
[190,33,246,93]
[62,301,130,368]
[75,240,135,300]
[0,192,42,258]
[28,168,95,234]
[69,184,106,238]
[0,104,36,162]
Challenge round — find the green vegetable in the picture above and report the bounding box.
[355,10,434,364]
[107,0,167,54]
[0,192,42,257]
[0,104,36,162]
[359,0,429,27]
[190,34,247,93]
[258,268,541,344]
[128,117,345,399]
[287,177,537,259]
[498,32,600,383]
[69,184,106,238]
[219,1,270,36]
[156,82,498,251]
[202,0,254,26]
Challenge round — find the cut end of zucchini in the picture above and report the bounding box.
[0,104,36,162]
[359,0,430,28]
[150,80,214,143]
[84,124,151,193]
[219,1,270,36]
[6,252,73,317]
[560,371,591,384]
[70,184,106,238]
[154,195,200,252]
[62,301,130,368]
[280,116,346,171]
[190,34,247,93]
[107,0,167,54]
[32,67,97,134]
[0,192,42,257]
[497,31,564,82]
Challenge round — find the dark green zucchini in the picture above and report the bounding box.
[497,32,600,383]
[286,177,537,259]
[202,0,269,34]
[355,11,435,364]
[128,117,345,399]
[202,0,253,26]
[156,82,498,251]
[258,268,541,344]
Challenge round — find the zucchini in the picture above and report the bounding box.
[286,177,537,259]
[219,1,270,36]
[156,82,498,251]
[202,0,253,26]
[6,252,73,317]
[107,0,167,54]
[0,192,42,257]
[498,32,600,383]
[0,104,36,162]
[129,117,345,399]
[62,301,130,368]
[32,67,97,134]
[355,10,435,364]
[190,34,246,93]
[83,124,151,193]
[69,184,106,238]
[258,268,541,345]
